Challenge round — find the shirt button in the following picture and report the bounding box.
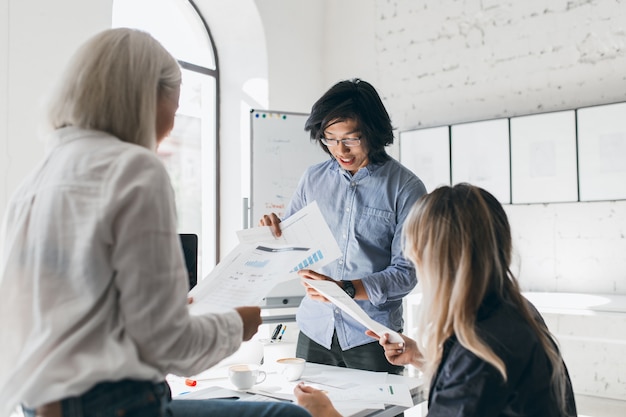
[351,181,356,187]
[338,260,343,265]
[342,234,347,239]
[345,207,350,212]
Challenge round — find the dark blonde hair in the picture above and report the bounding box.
[403,183,572,413]
[46,28,181,150]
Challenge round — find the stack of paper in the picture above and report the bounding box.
[188,201,341,313]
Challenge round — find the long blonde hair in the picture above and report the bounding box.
[46,28,181,150]
[403,183,571,412]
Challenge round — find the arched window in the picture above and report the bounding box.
[112,0,218,275]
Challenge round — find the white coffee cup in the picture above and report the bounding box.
[228,364,267,390]
[276,357,306,382]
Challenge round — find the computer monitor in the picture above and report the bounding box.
[179,233,198,290]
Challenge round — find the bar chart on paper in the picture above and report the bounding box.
[290,249,326,272]
[188,202,342,312]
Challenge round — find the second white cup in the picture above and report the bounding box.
[276,357,306,381]
[228,364,266,390]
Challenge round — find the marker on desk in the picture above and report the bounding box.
[271,324,282,341]
[185,378,197,387]
[277,325,287,341]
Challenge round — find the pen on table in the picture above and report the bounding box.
[184,375,229,387]
[277,325,287,341]
[271,324,282,341]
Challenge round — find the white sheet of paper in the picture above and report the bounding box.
[303,279,404,343]
[175,386,241,400]
[300,366,412,409]
[301,365,388,388]
[299,383,384,411]
[236,225,275,244]
[189,202,341,313]
[237,201,341,274]
[328,383,413,408]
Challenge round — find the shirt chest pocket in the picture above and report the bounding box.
[355,206,395,248]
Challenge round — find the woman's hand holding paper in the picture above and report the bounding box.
[366,331,424,369]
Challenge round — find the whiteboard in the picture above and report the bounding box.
[250,110,329,309]
[250,110,329,226]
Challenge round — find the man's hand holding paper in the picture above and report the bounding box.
[301,278,404,344]
[297,269,337,302]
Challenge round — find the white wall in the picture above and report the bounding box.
[255,0,325,113]
[191,0,269,256]
[0,0,113,223]
[255,0,379,111]
[0,0,8,217]
[507,201,626,293]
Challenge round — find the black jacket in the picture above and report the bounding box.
[427,295,577,416]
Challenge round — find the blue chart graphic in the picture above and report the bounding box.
[245,259,270,268]
[290,250,325,273]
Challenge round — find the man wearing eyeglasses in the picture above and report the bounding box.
[260,78,426,375]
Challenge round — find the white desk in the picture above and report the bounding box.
[168,362,425,417]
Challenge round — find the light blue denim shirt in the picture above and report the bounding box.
[286,157,427,350]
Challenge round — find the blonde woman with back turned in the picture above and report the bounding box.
[295,183,577,416]
[0,28,311,417]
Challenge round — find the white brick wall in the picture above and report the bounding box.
[373,0,626,130]
[527,292,626,400]
[507,201,626,293]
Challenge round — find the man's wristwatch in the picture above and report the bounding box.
[342,280,356,298]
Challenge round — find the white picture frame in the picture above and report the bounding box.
[510,110,578,204]
[577,102,626,201]
[399,126,450,192]
[451,119,511,204]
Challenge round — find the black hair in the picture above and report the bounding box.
[304,78,393,164]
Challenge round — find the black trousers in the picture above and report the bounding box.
[296,330,405,375]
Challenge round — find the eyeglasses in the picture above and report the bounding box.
[320,137,362,147]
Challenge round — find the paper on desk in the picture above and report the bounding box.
[300,363,387,390]
[298,380,411,409]
[303,279,404,343]
[188,201,341,313]
[327,383,413,408]
[175,386,241,400]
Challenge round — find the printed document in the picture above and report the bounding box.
[188,202,341,313]
[302,279,404,343]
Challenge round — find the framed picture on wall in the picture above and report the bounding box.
[451,119,511,204]
[577,102,626,201]
[510,110,578,204]
[399,126,450,192]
